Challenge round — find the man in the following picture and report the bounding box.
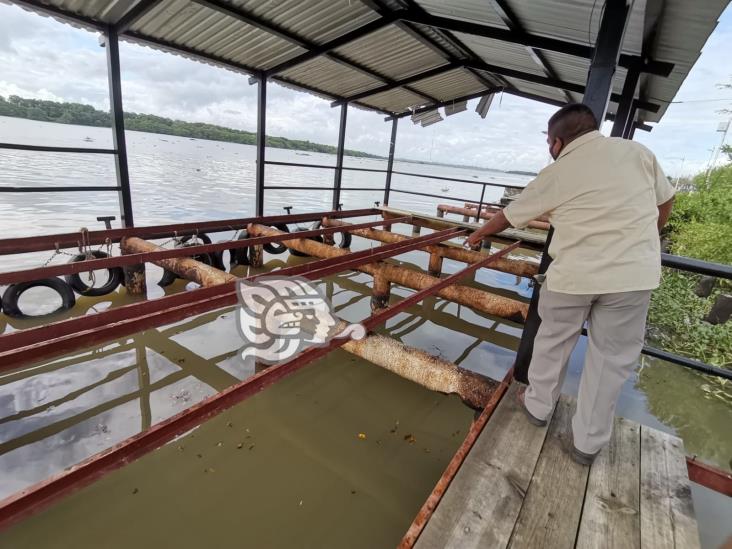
[465,103,675,464]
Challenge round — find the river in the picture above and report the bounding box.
[0,116,729,548]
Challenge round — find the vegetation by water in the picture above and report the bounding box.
[0,95,381,158]
[647,163,732,392]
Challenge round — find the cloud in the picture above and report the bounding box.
[0,1,730,175]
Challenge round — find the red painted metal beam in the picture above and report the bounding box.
[0,238,521,531]
[0,208,377,255]
[0,216,412,285]
[398,368,514,548]
[0,227,466,366]
[686,457,732,497]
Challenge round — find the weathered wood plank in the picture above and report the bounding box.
[415,384,551,549]
[640,427,701,549]
[576,417,641,549]
[507,396,590,549]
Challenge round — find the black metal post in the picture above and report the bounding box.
[622,103,638,139]
[105,27,134,227]
[332,103,348,210]
[611,64,640,137]
[255,75,266,217]
[513,0,633,383]
[384,117,398,205]
[475,184,486,221]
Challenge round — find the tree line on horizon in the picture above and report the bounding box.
[0,95,382,159]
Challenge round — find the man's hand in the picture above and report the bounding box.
[463,210,512,248]
[464,231,484,248]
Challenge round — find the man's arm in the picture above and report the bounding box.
[657,196,674,232]
[465,210,511,247]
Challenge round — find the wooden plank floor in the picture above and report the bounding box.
[415,384,700,549]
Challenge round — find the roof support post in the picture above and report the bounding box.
[513,0,633,383]
[104,27,134,228]
[623,103,639,139]
[384,118,398,206]
[255,76,267,217]
[332,104,348,211]
[611,63,641,137]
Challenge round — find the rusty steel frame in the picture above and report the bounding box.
[0,216,411,285]
[686,457,732,497]
[0,208,377,255]
[0,239,521,531]
[399,367,514,548]
[0,227,466,369]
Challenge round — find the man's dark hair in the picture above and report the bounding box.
[547,103,599,142]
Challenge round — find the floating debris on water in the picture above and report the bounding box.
[132,488,139,494]
[404,434,416,444]
[357,433,367,440]
[237,443,244,449]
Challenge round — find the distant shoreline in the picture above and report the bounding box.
[0,95,532,176]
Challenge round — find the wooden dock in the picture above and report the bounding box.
[415,384,700,549]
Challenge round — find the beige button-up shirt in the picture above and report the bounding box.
[503,130,675,295]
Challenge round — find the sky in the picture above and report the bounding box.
[0,1,730,177]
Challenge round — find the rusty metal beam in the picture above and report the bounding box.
[0,227,465,368]
[437,204,550,231]
[0,208,378,256]
[686,457,732,497]
[322,218,539,278]
[398,368,514,548]
[0,239,521,531]
[0,216,410,285]
[248,224,528,322]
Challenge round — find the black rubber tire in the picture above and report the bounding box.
[65,250,123,296]
[1,278,76,319]
[179,234,226,271]
[311,220,352,249]
[228,230,251,269]
[158,239,215,287]
[263,223,290,254]
[290,226,324,257]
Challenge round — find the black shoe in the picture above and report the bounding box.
[515,387,548,427]
[561,434,598,466]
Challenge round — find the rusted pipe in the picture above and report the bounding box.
[321,218,539,278]
[438,204,550,231]
[371,272,391,311]
[120,237,147,297]
[340,325,496,409]
[248,224,528,323]
[121,237,236,287]
[463,202,550,224]
[428,252,443,276]
[123,237,497,408]
[250,245,264,267]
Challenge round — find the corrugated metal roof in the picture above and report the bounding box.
[408,68,486,101]
[416,0,507,28]
[279,56,383,98]
[506,0,646,55]
[9,0,728,125]
[334,25,446,80]
[358,87,429,113]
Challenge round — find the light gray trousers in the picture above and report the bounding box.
[524,288,652,455]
